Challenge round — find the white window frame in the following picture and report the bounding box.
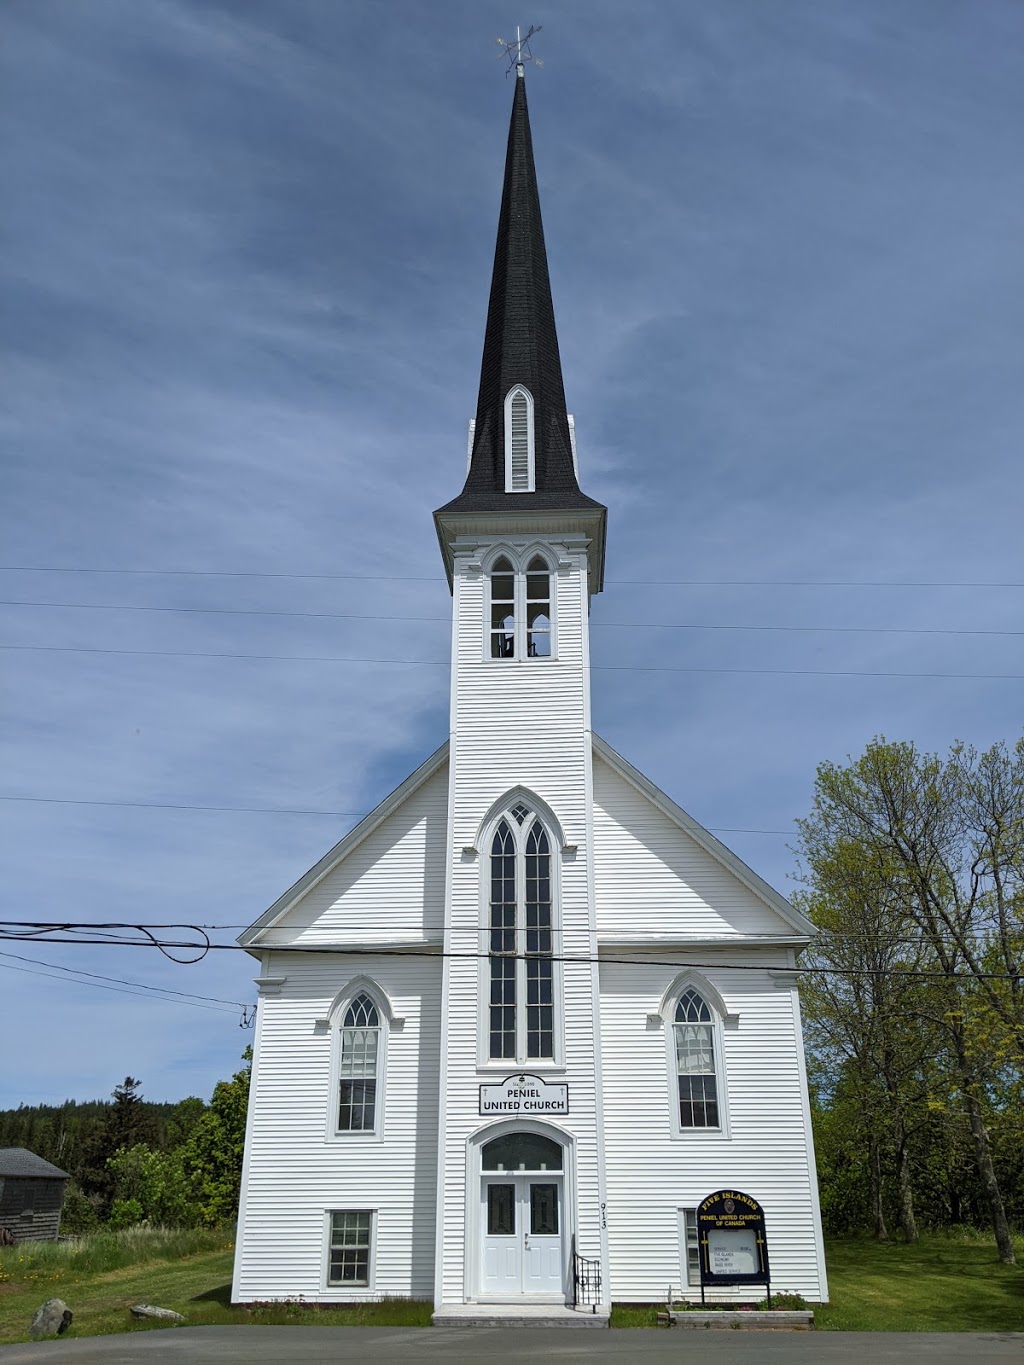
[323,1208,376,1294]
[662,973,730,1140]
[483,546,556,663]
[326,978,390,1143]
[504,385,536,492]
[476,794,564,1070]
[677,1207,701,1291]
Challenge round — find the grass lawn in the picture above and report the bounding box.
[0,1229,432,1345]
[3,1228,1023,1342]
[612,1231,1024,1331]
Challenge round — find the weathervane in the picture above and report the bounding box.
[497,25,543,76]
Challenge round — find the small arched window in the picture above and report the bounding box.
[504,386,535,492]
[338,993,381,1133]
[488,805,555,1061]
[674,988,719,1129]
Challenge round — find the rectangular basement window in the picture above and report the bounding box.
[327,1210,373,1287]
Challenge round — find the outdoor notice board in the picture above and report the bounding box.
[696,1190,770,1296]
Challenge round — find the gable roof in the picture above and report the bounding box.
[238,742,449,949]
[0,1148,70,1179]
[592,733,815,940]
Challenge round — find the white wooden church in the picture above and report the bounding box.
[233,64,827,1319]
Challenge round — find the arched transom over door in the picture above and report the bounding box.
[480,1132,565,1299]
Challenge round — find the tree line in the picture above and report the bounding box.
[0,1051,250,1233]
[796,736,1023,1262]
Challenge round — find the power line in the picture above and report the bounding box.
[0,793,792,834]
[4,643,1022,681]
[0,958,237,1014]
[3,565,1023,589]
[0,948,246,1009]
[3,598,1020,638]
[0,932,1017,982]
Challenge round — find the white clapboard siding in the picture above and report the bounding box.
[593,755,795,940]
[233,952,442,1302]
[599,957,826,1303]
[260,764,449,946]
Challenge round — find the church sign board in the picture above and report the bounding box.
[696,1190,770,1301]
[479,1073,569,1117]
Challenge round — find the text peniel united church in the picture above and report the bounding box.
[232,59,828,1319]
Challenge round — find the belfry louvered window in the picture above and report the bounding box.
[338,993,381,1132]
[504,385,535,492]
[674,988,719,1128]
[488,807,555,1061]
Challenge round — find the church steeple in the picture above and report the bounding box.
[434,67,606,594]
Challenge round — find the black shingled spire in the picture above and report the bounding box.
[434,67,607,587]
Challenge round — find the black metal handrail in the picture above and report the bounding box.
[571,1233,602,1310]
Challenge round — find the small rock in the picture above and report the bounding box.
[129,1304,185,1321]
[29,1298,73,1339]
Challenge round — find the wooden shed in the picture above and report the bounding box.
[0,1148,70,1242]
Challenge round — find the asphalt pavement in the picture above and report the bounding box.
[2,1328,1024,1364]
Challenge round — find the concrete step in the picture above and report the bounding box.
[432,1303,609,1329]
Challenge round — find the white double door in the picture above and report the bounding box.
[481,1174,564,1298]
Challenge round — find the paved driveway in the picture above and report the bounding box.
[2,1328,1023,1364]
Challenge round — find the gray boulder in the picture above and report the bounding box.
[29,1298,73,1338]
[129,1304,185,1321]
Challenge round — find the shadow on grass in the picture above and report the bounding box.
[191,1282,233,1307]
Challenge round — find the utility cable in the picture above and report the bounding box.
[3,643,1021,681]
[0,928,1018,983]
[2,599,1021,638]
[3,566,1023,589]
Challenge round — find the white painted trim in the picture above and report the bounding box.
[239,743,449,947]
[503,385,536,492]
[591,733,816,939]
[230,952,266,1303]
[469,785,567,854]
[790,984,830,1302]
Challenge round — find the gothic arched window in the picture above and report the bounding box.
[488,805,556,1061]
[338,992,382,1133]
[504,385,535,492]
[673,987,720,1129]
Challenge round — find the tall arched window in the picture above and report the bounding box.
[526,556,551,657]
[338,993,381,1132]
[674,987,719,1129]
[487,550,555,661]
[489,556,517,659]
[504,385,535,492]
[488,805,555,1061]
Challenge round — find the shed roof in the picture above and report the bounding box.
[0,1147,70,1179]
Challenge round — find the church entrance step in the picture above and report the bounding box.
[432,1303,609,1328]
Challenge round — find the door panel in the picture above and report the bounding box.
[481,1175,563,1297]
[524,1181,562,1294]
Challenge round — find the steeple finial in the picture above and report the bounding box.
[497,25,543,77]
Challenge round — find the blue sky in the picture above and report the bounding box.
[2,0,1022,1107]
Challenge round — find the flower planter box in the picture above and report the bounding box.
[657,1310,814,1331]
